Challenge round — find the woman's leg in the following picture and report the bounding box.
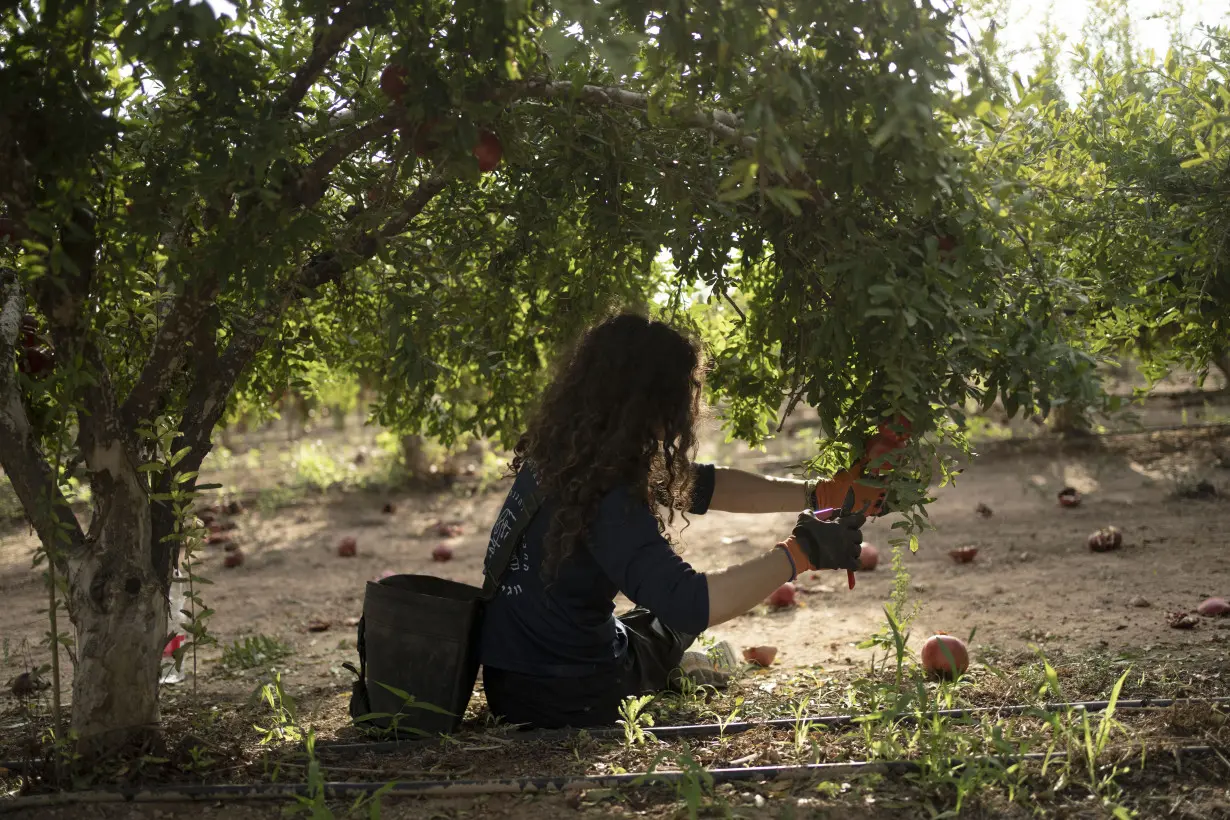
[482,665,626,729]
[617,607,698,694]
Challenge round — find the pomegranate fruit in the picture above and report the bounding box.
[858,543,879,571]
[1087,526,1122,553]
[432,543,454,562]
[473,130,503,172]
[338,536,358,557]
[306,619,331,633]
[742,646,778,667]
[1196,597,1229,617]
[767,582,797,608]
[380,64,409,101]
[948,546,978,564]
[223,550,245,568]
[381,502,396,514]
[921,634,969,679]
[1058,487,1081,507]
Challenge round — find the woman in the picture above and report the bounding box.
[478,312,887,728]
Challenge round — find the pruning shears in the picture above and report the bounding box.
[812,487,865,591]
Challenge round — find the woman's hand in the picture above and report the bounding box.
[779,511,865,574]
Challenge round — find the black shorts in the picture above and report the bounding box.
[481,608,696,729]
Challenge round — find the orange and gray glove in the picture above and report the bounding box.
[776,510,865,581]
[807,416,912,517]
[812,470,887,517]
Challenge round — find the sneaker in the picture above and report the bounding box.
[676,640,738,690]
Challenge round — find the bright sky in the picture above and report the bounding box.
[984,0,1227,70]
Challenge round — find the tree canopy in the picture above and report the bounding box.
[2,0,1228,747]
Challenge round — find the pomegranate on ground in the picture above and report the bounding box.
[1197,597,1229,617]
[432,544,454,562]
[742,646,778,667]
[767,582,796,608]
[948,546,978,564]
[921,634,969,679]
[1058,487,1081,507]
[1087,526,1122,552]
[338,536,358,557]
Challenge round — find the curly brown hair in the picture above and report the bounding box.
[512,312,705,578]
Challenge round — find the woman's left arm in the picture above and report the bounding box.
[706,467,813,514]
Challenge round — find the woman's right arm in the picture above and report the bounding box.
[702,547,796,628]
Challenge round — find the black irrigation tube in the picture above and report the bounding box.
[311,695,1230,757]
[0,745,1221,810]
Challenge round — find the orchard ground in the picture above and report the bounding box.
[2,365,1229,818]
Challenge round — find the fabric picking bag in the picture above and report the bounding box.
[346,475,544,738]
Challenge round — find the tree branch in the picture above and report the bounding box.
[275,1,371,115]
[507,79,831,207]
[509,79,754,151]
[120,280,220,430]
[0,268,86,557]
[292,114,398,207]
[174,174,451,478]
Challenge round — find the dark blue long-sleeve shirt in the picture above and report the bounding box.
[478,463,716,677]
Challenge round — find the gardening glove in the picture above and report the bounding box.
[776,510,865,578]
[812,470,887,517]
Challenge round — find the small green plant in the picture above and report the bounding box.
[350,681,454,740]
[222,634,295,671]
[637,747,718,820]
[616,694,657,746]
[254,672,302,745]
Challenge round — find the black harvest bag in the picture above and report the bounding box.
[345,481,543,738]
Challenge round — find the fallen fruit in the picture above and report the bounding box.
[1197,597,1229,617]
[381,502,396,515]
[742,646,778,667]
[223,550,245,568]
[767,582,797,608]
[948,546,978,564]
[380,64,409,101]
[1087,526,1122,553]
[921,634,969,679]
[1168,611,1200,629]
[858,543,879,571]
[338,536,358,558]
[1058,487,1081,508]
[8,672,45,698]
[473,130,503,172]
[307,619,331,633]
[432,543,454,562]
[975,503,993,518]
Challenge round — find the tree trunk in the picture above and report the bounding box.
[68,475,167,756]
[401,434,432,477]
[1049,403,1092,436]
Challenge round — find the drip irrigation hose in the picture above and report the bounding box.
[0,745,1220,810]
[312,695,1230,756]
